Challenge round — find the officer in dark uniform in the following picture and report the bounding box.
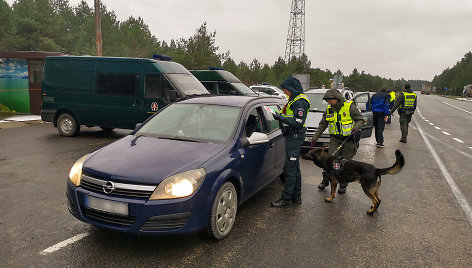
[271,77,310,208]
[390,84,417,143]
[310,88,364,194]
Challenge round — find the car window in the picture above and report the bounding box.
[218,82,238,95]
[232,83,256,96]
[165,74,209,96]
[137,103,241,143]
[353,93,370,112]
[262,105,281,132]
[305,92,328,111]
[145,74,164,99]
[96,73,138,96]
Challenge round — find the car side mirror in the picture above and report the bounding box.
[247,132,269,145]
[169,90,178,102]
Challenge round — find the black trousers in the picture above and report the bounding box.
[373,112,386,144]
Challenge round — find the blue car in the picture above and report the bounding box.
[67,96,286,239]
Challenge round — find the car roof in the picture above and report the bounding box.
[178,95,283,107]
[305,88,328,94]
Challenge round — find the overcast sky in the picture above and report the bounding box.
[9,0,472,80]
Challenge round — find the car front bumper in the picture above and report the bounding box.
[66,179,209,235]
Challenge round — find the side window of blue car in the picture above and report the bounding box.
[262,104,281,133]
[246,107,270,137]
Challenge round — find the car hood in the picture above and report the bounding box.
[82,135,226,185]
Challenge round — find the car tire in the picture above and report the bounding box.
[207,182,238,240]
[57,113,80,137]
[100,127,115,132]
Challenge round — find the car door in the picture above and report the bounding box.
[237,106,275,195]
[261,103,285,179]
[352,92,373,139]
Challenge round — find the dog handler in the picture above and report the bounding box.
[390,84,417,143]
[271,77,310,208]
[310,88,364,194]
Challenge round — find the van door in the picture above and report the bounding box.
[352,92,373,139]
[142,74,179,121]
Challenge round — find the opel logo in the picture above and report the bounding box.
[103,181,116,194]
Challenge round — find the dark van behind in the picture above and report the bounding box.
[190,69,257,96]
[41,56,209,136]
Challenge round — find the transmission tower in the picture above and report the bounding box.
[284,0,305,62]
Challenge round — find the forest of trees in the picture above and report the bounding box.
[432,52,472,96]
[2,0,469,94]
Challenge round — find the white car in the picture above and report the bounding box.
[307,87,354,101]
[250,84,288,101]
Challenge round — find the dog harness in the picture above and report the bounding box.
[332,157,349,178]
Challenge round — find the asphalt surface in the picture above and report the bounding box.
[1,94,471,267]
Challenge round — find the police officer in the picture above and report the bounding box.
[271,77,310,208]
[390,84,417,143]
[310,88,364,194]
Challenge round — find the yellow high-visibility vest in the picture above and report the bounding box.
[281,94,310,127]
[400,92,416,108]
[326,100,354,136]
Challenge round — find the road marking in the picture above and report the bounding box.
[429,123,434,126]
[470,147,472,150]
[414,118,472,226]
[425,119,429,122]
[442,102,472,115]
[442,131,451,136]
[411,127,472,160]
[40,233,89,255]
[435,126,441,130]
[453,138,464,143]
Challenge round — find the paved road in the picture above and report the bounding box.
[1,95,471,267]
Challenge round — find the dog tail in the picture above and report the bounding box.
[376,149,405,176]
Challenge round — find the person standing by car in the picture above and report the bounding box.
[369,86,391,148]
[386,89,396,124]
[271,77,310,208]
[310,88,364,194]
[390,84,417,143]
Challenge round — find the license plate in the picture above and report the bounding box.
[84,196,128,216]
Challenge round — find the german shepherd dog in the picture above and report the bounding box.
[303,148,404,214]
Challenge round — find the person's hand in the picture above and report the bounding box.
[351,128,359,135]
[384,115,389,122]
[272,113,281,120]
[310,139,317,148]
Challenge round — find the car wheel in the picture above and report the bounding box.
[100,127,115,132]
[57,113,79,137]
[208,182,238,240]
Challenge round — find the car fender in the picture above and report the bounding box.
[203,168,244,217]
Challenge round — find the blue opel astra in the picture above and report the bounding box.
[67,96,286,239]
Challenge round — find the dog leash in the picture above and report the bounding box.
[332,137,350,156]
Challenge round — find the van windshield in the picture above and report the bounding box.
[232,83,257,96]
[166,74,210,96]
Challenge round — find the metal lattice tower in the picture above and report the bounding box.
[284,0,305,62]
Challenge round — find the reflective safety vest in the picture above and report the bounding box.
[400,92,416,109]
[326,100,354,136]
[389,91,396,102]
[281,94,310,127]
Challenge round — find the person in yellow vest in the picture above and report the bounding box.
[310,88,364,194]
[271,77,310,207]
[386,89,396,124]
[390,84,417,143]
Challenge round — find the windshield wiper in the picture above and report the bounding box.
[130,134,144,146]
[159,136,201,143]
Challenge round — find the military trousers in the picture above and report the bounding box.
[281,132,305,200]
[321,136,358,187]
[399,113,413,140]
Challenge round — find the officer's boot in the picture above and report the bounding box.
[293,194,302,204]
[271,198,292,208]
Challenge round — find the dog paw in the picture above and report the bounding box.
[367,209,375,215]
[324,197,333,202]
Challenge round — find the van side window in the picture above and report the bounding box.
[97,73,137,96]
[145,74,163,98]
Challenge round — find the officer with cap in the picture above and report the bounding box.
[310,88,364,194]
[271,77,310,208]
[390,84,417,143]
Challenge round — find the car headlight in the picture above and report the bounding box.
[149,169,206,200]
[68,154,88,186]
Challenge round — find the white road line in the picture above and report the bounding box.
[453,138,464,143]
[429,123,434,126]
[414,118,472,226]
[411,127,472,160]
[40,233,89,255]
[435,126,441,130]
[425,119,429,122]
[442,102,472,115]
[442,131,451,136]
[470,147,472,150]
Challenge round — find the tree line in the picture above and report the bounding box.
[1,0,457,92]
[432,52,472,96]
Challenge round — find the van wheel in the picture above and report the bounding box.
[100,127,114,132]
[208,182,238,240]
[57,113,79,137]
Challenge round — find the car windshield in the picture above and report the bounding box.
[165,74,210,96]
[231,83,257,96]
[306,92,328,111]
[137,103,242,143]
